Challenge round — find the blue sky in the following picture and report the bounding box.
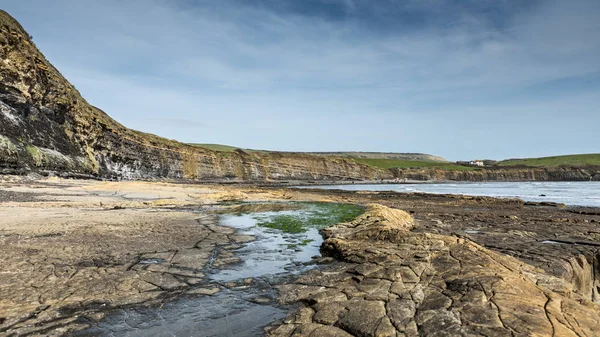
[1,0,599,160]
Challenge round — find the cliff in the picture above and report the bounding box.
[390,166,600,182]
[1,10,595,183]
[0,10,390,181]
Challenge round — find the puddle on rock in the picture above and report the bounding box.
[78,202,363,337]
[464,230,482,234]
[212,202,363,281]
[138,258,165,265]
[541,240,561,244]
[213,213,319,281]
[73,290,285,337]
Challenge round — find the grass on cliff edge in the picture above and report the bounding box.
[498,154,600,167]
[188,143,240,152]
[353,158,475,171]
[254,202,364,234]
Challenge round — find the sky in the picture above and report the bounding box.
[1,0,599,161]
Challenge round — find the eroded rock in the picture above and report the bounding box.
[267,205,600,336]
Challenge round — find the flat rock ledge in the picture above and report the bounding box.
[266,205,600,337]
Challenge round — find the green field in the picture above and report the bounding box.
[353,158,475,171]
[498,154,600,167]
[188,143,240,152]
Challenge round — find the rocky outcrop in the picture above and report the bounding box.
[0,10,389,181]
[305,188,600,306]
[267,205,600,336]
[562,253,600,303]
[390,166,600,182]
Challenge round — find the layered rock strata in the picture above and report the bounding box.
[267,205,600,336]
[390,166,600,182]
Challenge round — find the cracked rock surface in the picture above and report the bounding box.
[0,177,262,336]
[266,205,600,336]
[295,188,600,305]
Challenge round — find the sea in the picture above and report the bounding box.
[298,181,600,208]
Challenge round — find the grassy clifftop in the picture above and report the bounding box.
[306,152,447,162]
[498,154,600,167]
[189,143,241,152]
[187,144,448,162]
[352,154,600,177]
[352,158,475,171]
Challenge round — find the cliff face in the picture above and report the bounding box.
[0,11,390,181]
[390,166,600,182]
[1,11,595,183]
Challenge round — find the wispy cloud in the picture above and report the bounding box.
[1,0,598,160]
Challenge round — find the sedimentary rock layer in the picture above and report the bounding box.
[267,205,600,336]
[390,166,600,182]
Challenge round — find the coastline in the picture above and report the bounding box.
[291,181,600,208]
[2,175,600,335]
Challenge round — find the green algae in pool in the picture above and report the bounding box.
[286,239,315,249]
[254,202,363,234]
[212,202,364,281]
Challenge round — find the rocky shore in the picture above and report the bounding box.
[1,176,600,336]
[267,205,600,336]
[0,177,256,335]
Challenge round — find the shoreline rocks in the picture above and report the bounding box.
[267,205,600,336]
[2,178,600,336]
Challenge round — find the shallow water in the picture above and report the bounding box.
[211,210,324,282]
[300,181,600,207]
[75,290,285,337]
[78,203,357,337]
